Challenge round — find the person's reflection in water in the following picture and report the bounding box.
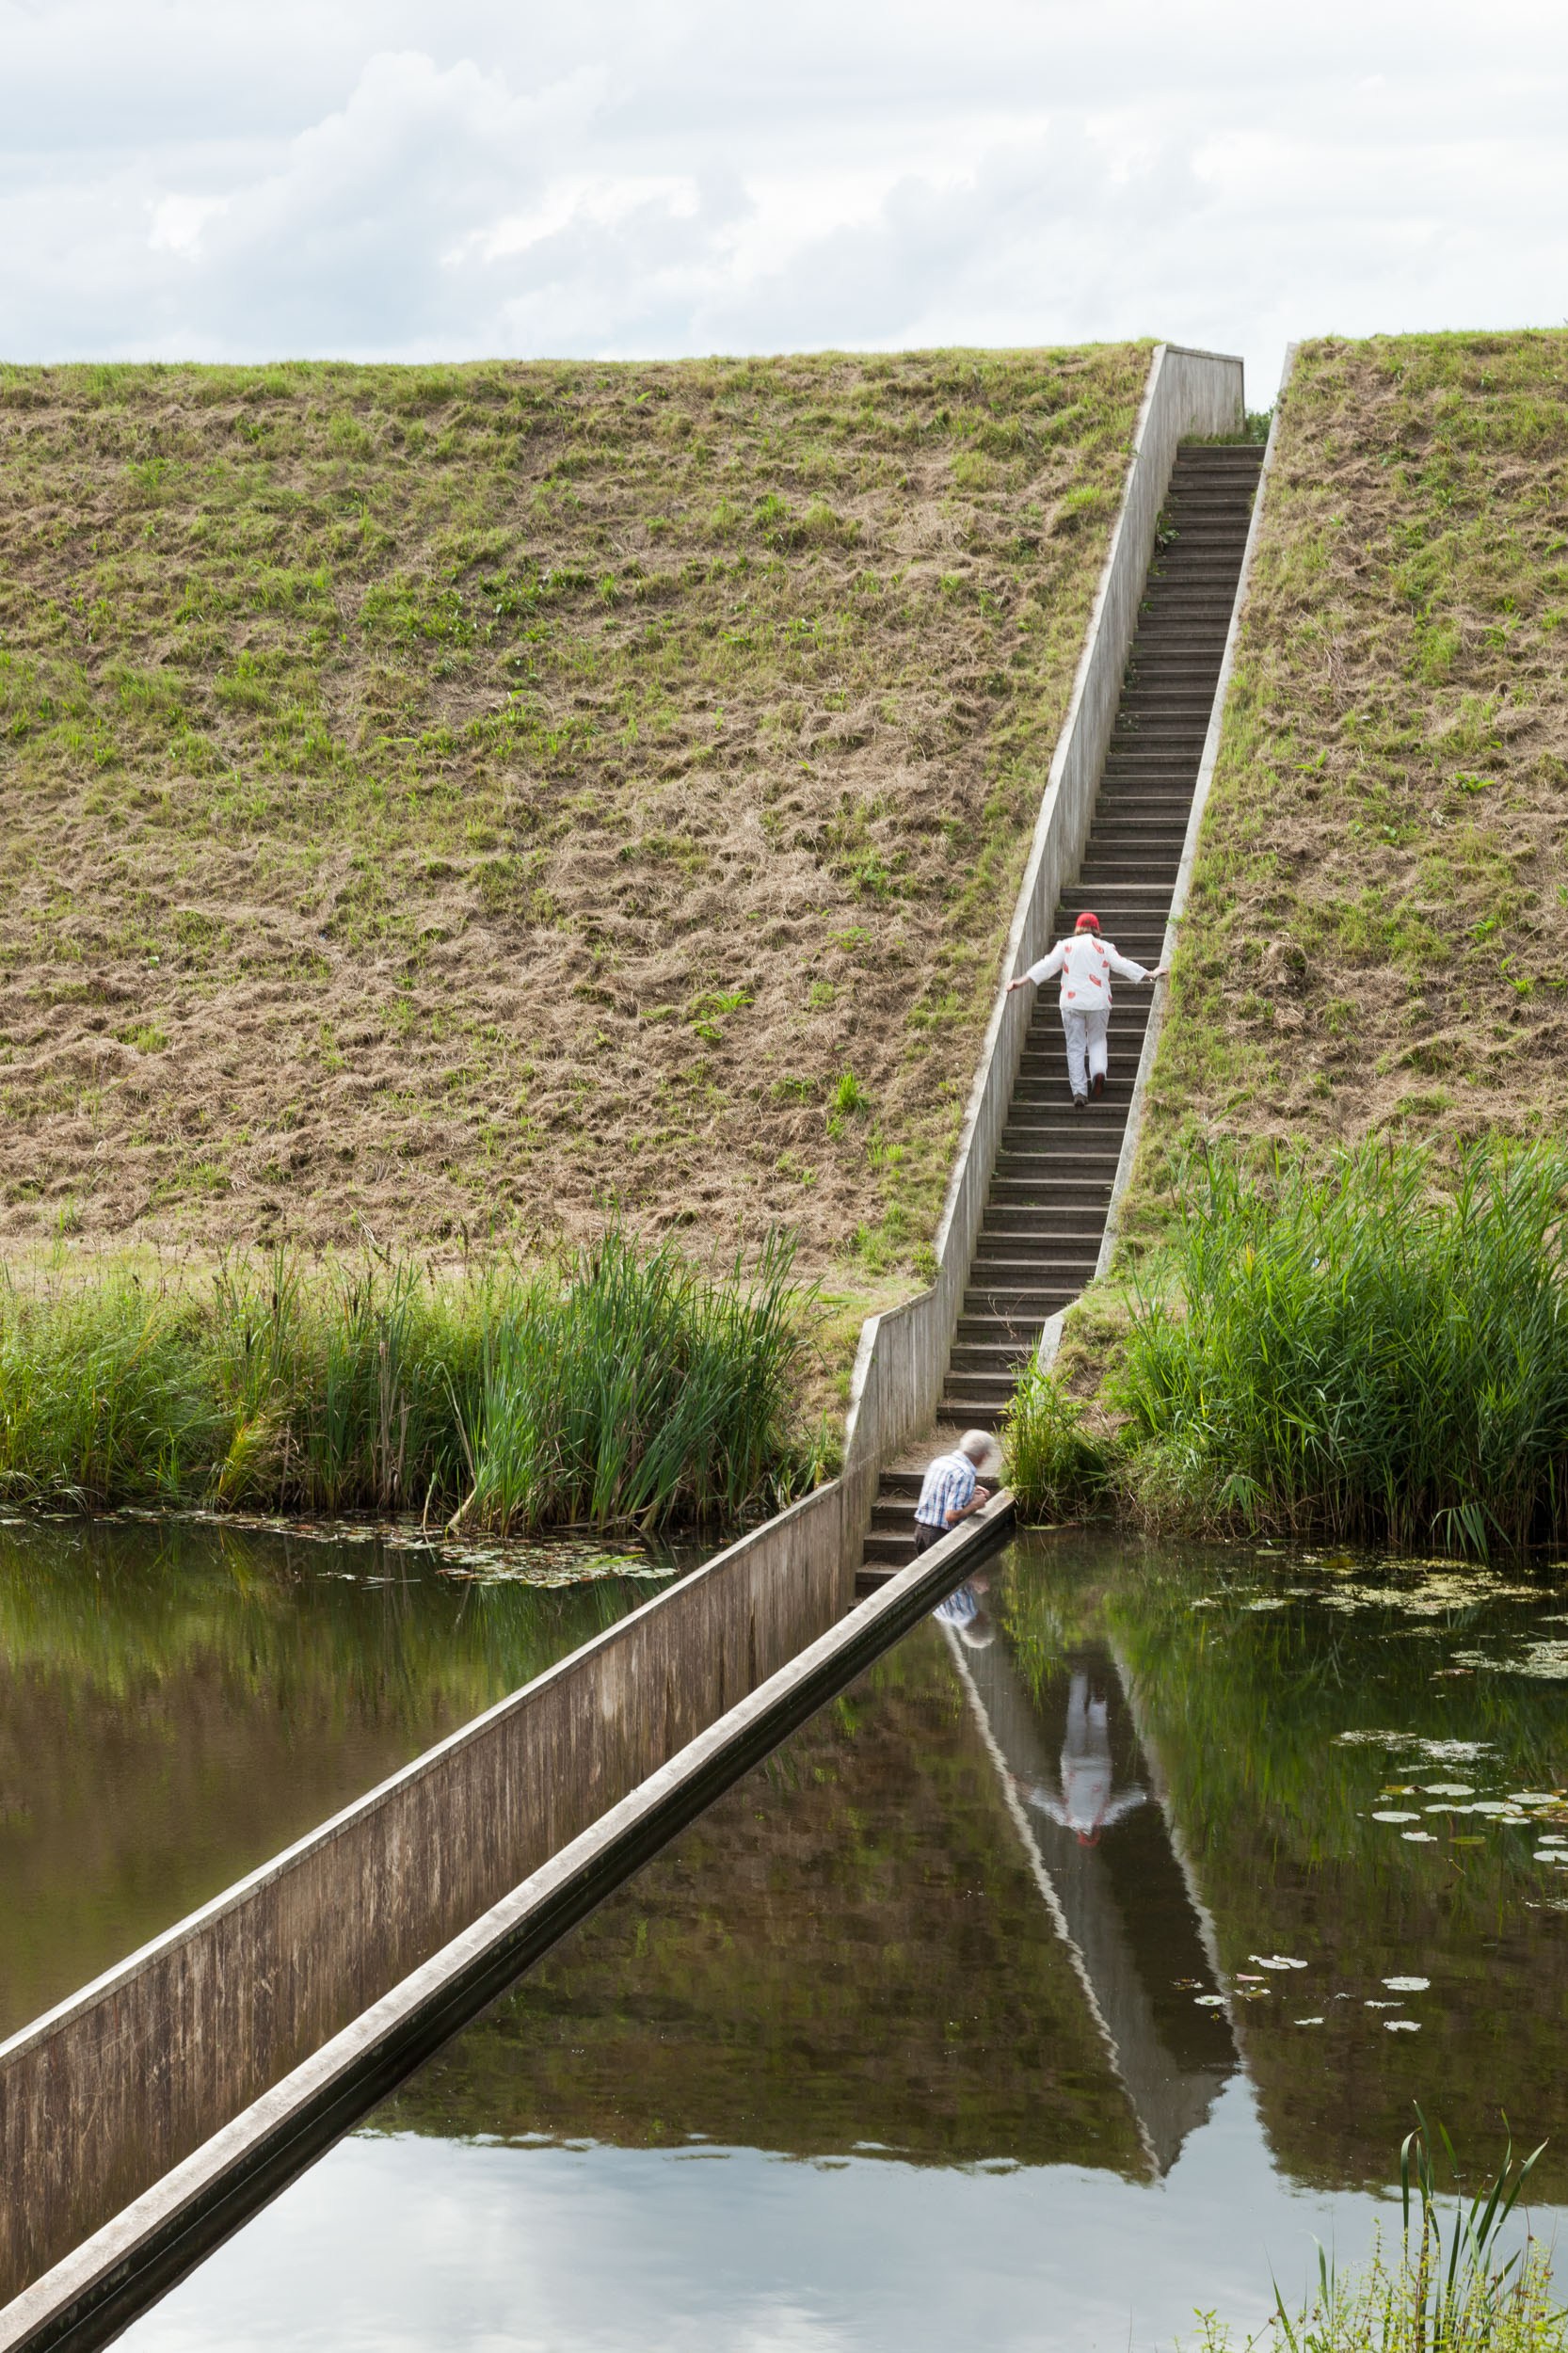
[1015,1671,1146,1846]
[934,1568,995,1648]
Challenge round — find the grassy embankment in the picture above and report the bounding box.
[0,347,1142,1291]
[1013,332,1568,1554]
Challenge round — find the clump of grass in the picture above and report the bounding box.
[449,1227,810,1535]
[1187,2114,1559,2353]
[999,1364,1115,1522]
[0,1230,817,1536]
[1118,1138,1568,1557]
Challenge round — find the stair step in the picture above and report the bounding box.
[856,440,1254,1577]
[970,1250,1100,1274]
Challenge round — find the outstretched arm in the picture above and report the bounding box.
[1007,943,1065,997]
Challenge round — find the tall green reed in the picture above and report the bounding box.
[1119,1140,1568,1557]
[452,1226,810,1534]
[1000,1365,1113,1522]
[0,1229,815,1536]
[1189,2117,1558,2352]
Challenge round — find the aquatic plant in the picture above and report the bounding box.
[1119,1139,1568,1557]
[0,1229,816,1534]
[999,1365,1115,1521]
[1186,2115,1560,2351]
[450,1226,811,1535]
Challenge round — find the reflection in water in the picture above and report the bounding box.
[1026,1669,1146,1840]
[949,1628,1236,2177]
[114,1532,1568,2351]
[0,1516,676,2035]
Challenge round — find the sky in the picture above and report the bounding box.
[2,0,1565,406]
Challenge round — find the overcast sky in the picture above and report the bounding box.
[3,0,1564,406]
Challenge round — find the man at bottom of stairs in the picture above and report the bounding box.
[1004,910,1168,1109]
[911,1428,1002,1557]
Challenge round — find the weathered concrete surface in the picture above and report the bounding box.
[0,1481,850,2304]
[1,1497,1015,2353]
[1087,344,1296,1297]
[844,343,1243,1442]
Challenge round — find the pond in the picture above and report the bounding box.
[0,1513,686,2038]
[54,1530,1568,2347]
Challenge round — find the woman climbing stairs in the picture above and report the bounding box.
[859,440,1264,1585]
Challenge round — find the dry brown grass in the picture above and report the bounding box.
[0,347,1147,1282]
[1128,330,1568,1222]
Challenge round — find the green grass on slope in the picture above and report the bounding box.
[0,347,1146,1272]
[1134,329,1568,1208]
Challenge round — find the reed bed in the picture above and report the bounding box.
[998,1365,1113,1524]
[0,1229,819,1536]
[1118,1140,1568,1558]
[1187,2118,1561,2353]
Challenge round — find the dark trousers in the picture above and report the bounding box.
[912,1520,945,1556]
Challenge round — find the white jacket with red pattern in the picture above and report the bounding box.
[1024,932,1149,1011]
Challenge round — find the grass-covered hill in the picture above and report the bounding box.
[1137,329,1568,1198]
[0,346,1147,1273]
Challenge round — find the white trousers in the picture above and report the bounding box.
[1062,1006,1110,1097]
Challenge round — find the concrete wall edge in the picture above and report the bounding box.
[1,1496,1016,2353]
[844,340,1241,1464]
[1039,341,1299,1371]
[0,1477,846,2073]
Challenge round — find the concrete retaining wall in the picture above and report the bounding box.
[0,1482,850,2303]
[845,343,1242,1460]
[1085,344,1297,1298]
[3,1497,1015,2353]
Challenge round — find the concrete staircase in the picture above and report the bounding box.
[858,441,1264,1589]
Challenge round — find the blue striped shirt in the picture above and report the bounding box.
[915,1450,975,1529]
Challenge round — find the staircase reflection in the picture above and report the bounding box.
[940,1610,1237,2177]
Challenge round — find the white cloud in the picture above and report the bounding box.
[148,194,230,260]
[0,0,1565,396]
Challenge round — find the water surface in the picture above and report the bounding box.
[0,1513,681,2035]
[104,1532,1568,2347]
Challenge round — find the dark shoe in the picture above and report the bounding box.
[1091,1070,1105,1099]
[1073,1092,1088,1111]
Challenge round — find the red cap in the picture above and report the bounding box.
[1074,911,1100,933]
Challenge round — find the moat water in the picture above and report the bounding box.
[10,1525,1567,2349]
[0,1511,684,2035]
